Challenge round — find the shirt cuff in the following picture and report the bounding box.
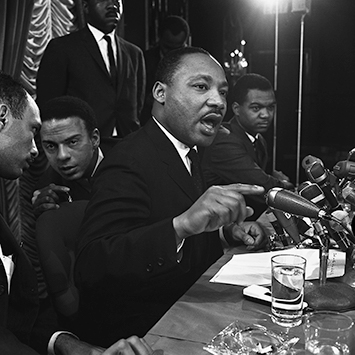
[48,331,79,355]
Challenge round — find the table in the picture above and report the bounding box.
[144,247,355,355]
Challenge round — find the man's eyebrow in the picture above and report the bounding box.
[42,133,81,144]
[249,100,276,106]
[188,74,228,87]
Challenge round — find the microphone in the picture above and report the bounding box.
[298,181,352,250]
[265,188,329,220]
[342,181,355,207]
[305,162,340,210]
[302,155,324,170]
[298,181,328,210]
[333,160,355,180]
[271,208,301,244]
[347,147,355,162]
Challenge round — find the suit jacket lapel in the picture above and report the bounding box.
[0,214,18,256]
[81,27,111,80]
[144,120,197,202]
[114,35,125,97]
[230,119,256,160]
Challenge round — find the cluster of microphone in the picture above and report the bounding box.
[264,150,355,252]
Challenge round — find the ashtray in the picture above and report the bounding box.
[203,320,299,355]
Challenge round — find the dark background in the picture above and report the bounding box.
[125,0,355,185]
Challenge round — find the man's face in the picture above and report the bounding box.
[84,0,122,34]
[156,53,228,147]
[234,89,276,136]
[0,94,41,179]
[41,116,100,181]
[160,30,188,56]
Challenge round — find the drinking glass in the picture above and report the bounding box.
[304,311,354,355]
[271,254,306,327]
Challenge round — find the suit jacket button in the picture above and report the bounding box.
[0,285,5,296]
[157,257,165,267]
[146,263,153,272]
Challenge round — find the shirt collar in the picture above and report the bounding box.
[235,117,259,143]
[87,23,115,43]
[152,116,197,160]
[92,147,104,177]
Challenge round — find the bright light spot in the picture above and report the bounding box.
[234,49,239,55]
[224,62,230,69]
[240,58,248,68]
[230,52,235,58]
[241,40,246,46]
[238,52,243,58]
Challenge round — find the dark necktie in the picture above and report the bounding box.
[253,136,266,168]
[103,35,117,88]
[187,149,205,196]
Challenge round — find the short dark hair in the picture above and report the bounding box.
[40,96,97,134]
[0,71,28,120]
[232,73,274,105]
[155,46,210,86]
[160,15,190,39]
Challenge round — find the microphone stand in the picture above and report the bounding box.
[314,221,329,286]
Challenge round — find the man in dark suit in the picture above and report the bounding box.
[31,96,119,217]
[202,73,294,219]
[74,47,267,346]
[0,71,154,355]
[36,0,145,138]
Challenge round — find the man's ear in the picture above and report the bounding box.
[91,128,100,150]
[82,0,89,15]
[152,81,166,104]
[0,104,9,132]
[231,101,240,116]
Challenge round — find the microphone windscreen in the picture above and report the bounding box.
[333,160,355,179]
[266,188,321,219]
[298,181,327,208]
[302,155,324,170]
[306,162,328,185]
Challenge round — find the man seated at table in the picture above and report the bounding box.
[74,46,268,347]
[202,73,294,219]
[0,71,153,355]
[32,96,119,217]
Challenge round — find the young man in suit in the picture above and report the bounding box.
[0,71,153,355]
[32,96,118,217]
[74,47,267,346]
[202,73,294,219]
[36,0,145,138]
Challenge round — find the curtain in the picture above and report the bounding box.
[0,0,35,79]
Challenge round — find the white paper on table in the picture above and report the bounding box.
[210,248,346,286]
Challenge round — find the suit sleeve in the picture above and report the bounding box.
[0,328,39,355]
[206,134,286,192]
[36,39,68,107]
[74,149,185,291]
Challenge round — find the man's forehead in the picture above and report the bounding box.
[245,89,276,103]
[178,54,227,81]
[41,116,86,133]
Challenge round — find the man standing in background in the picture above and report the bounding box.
[36,0,145,138]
